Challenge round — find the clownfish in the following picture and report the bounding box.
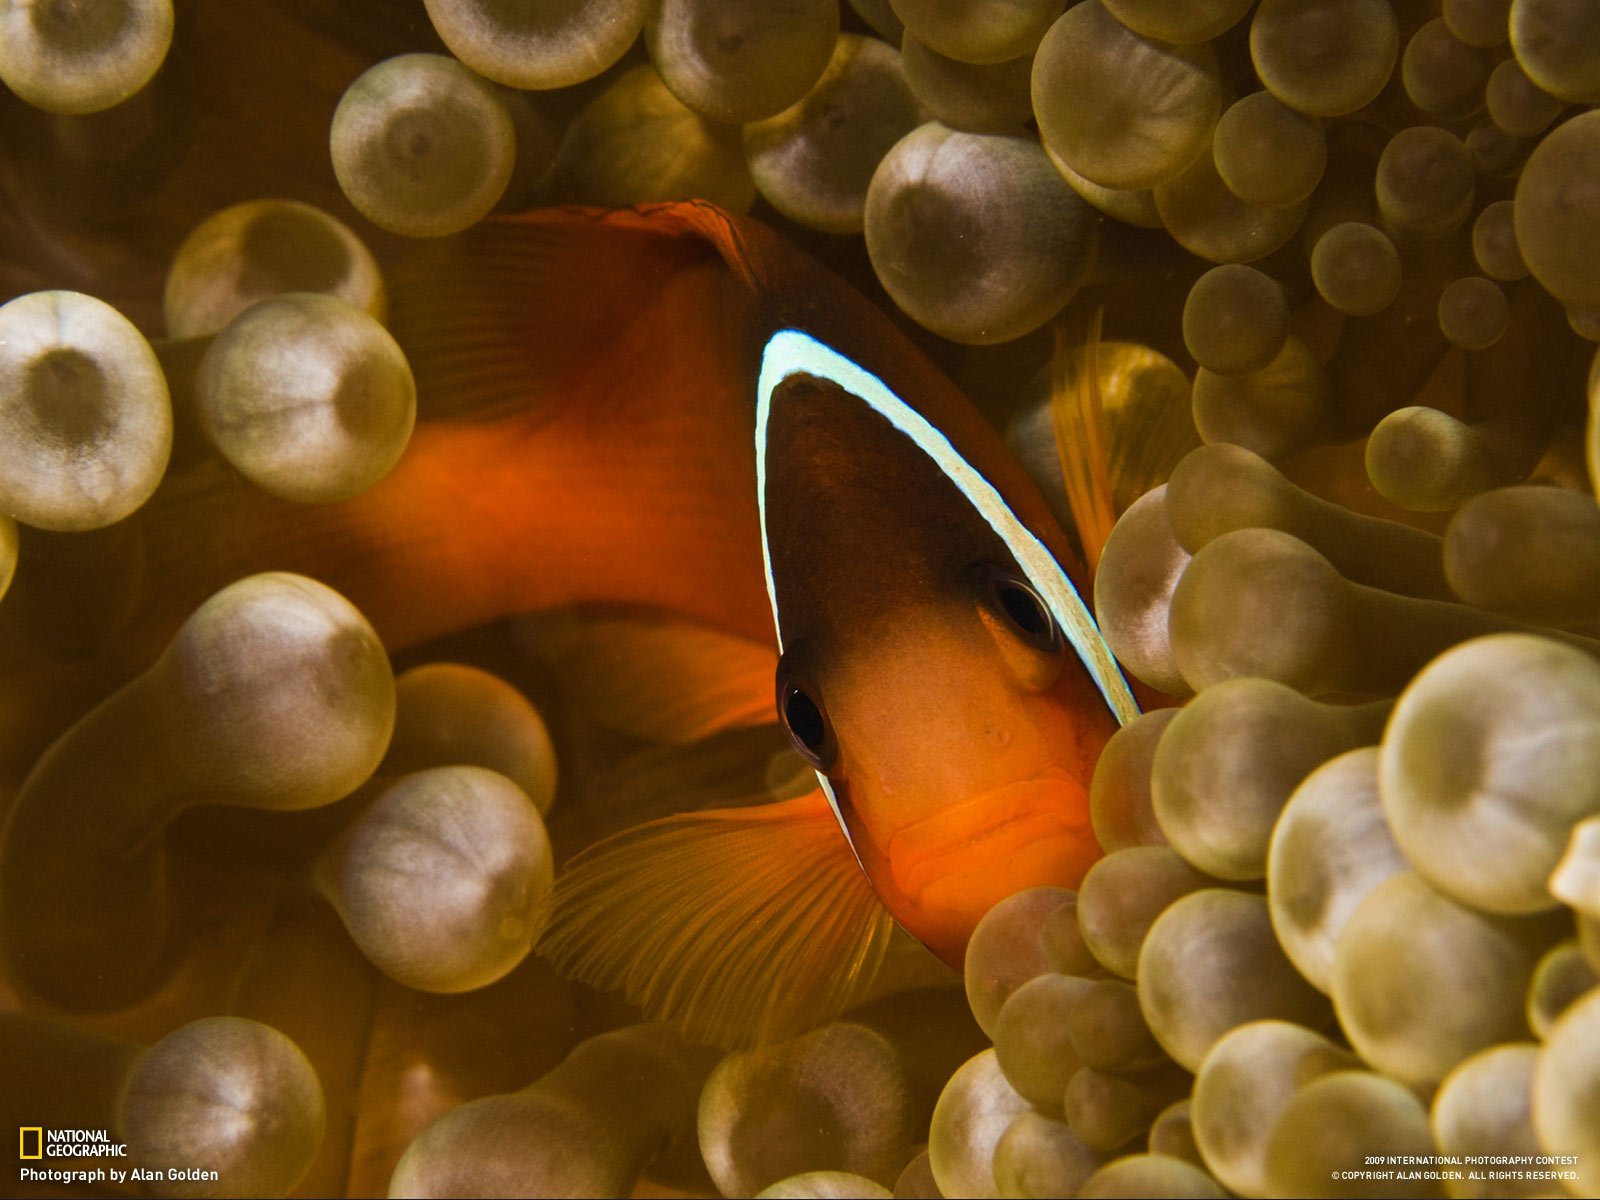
[129,201,1138,1044]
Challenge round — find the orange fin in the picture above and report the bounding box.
[587,731,812,825]
[540,788,894,1047]
[555,726,810,848]
[1050,318,1201,575]
[525,610,778,743]
[1051,315,1117,576]
[384,205,759,421]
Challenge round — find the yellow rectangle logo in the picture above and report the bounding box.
[19,1127,42,1159]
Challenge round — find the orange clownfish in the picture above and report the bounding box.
[129,202,1138,1043]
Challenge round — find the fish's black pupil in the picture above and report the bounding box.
[998,580,1050,639]
[784,685,827,753]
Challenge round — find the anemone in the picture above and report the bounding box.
[330,54,516,239]
[198,292,416,504]
[0,290,171,531]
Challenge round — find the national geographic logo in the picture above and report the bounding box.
[17,1126,221,1188]
[16,1127,128,1158]
[18,1127,137,1189]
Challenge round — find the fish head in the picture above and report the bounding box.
[775,568,1119,964]
[757,330,1137,967]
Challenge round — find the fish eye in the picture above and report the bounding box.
[983,566,1062,653]
[775,669,836,772]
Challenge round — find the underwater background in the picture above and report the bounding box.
[0,0,1599,1197]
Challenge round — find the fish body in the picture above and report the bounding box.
[123,202,1134,1040]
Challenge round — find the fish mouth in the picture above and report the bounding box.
[886,770,1096,922]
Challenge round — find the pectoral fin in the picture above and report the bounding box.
[540,787,893,1047]
[1050,318,1200,575]
[1053,316,1117,576]
[524,610,777,744]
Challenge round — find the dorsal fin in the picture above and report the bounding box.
[120,203,781,662]
[385,204,760,422]
[540,787,894,1047]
